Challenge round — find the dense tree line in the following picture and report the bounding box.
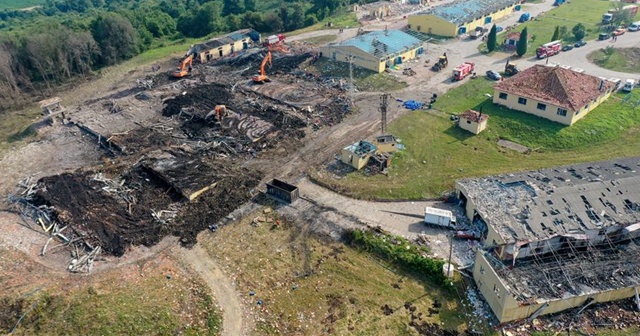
[0,0,374,110]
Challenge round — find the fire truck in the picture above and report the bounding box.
[452,61,475,81]
[536,40,562,59]
[262,34,285,47]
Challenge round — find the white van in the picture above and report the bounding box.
[622,79,636,92]
[629,22,640,32]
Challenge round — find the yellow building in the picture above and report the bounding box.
[493,65,616,125]
[189,29,260,63]
[408,0,520,37]
[318,30,424,73]
[372,134,401,153]
[341,140,377,170]
[456,158,640,322]
[458,110,488,134]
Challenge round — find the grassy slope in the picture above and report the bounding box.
[0,0,43,10]
[503,0,639,56]
[0,247,220,336]
[201,211,469,335]
[587,47,640,73]
[314,77,640,199]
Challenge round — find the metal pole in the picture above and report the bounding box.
[447,233,454,277]
[349,56,354,99]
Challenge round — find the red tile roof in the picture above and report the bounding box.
[494,65,615,111]
[460,109,489,122]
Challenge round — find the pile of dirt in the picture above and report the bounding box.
[173,167,263,245]
[30,157,262,257]
[162,83,232,118]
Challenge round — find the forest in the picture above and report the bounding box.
[0,0,366,110]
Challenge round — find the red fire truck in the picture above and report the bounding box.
[536,40,562,59]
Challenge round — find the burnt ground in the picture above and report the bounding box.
[30,157,262,257]
[10,48,353,261]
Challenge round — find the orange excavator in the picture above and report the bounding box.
[171,54,193,78]
[252,51,272,84]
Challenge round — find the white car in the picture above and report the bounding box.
[629,22,640,32]
[622,79,636,92]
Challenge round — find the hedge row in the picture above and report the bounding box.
[344,229,449,286]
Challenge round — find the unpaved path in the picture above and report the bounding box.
[172,244,247,336]
[293,178,478,266]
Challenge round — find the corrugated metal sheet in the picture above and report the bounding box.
[418,0,520,25]
[337,30,421,57]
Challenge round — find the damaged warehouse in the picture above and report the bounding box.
[456,157,640,322]
[6,47,353,272]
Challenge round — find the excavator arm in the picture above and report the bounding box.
[171,54,194,78]
[252,51,272,84]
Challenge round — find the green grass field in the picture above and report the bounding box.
[201,211,473,335]
[314,77,640,199]
[0,0,43,10]
[496,0,639,56]
[588,47,640,73]
[0,247,221,336]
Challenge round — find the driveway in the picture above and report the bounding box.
[296,178,479,267]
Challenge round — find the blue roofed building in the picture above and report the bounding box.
[408,0,521,37]
[318,30,424,73]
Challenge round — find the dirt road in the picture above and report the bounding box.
[172,244,247,336]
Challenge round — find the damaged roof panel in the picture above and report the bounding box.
[458,157,640,243]
[338,30,422,58]
[417,0,521,25]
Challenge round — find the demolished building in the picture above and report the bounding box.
[456,157,640,322]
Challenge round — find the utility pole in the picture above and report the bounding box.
[447,233,454,278]
[345,55,355,100]
[379,93,389,134]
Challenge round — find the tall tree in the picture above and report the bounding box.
[287,4,305,31]
[222,0,245,16]
[572,23,586,41]
[244,0,256,12]
[0,41,26,108]
[487,24,497,52]
[611,0,634,26]
[516,27,528,57]
[91,13,140,66]
[278,6,289,32]
[551,26,559,41]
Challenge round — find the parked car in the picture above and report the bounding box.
[599,32,610,40]
[629,21,640,31]
[613,28,626,36]
[486,70,502,81]
[574,40,587,47]
[562,44,574,51]
[622,79,636,92]
[495,25,504,32]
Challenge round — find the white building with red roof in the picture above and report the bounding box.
[492,64,616,125]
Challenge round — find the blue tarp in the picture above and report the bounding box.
[403,100,424,110]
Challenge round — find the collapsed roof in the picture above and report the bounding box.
[458,157,640,244]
